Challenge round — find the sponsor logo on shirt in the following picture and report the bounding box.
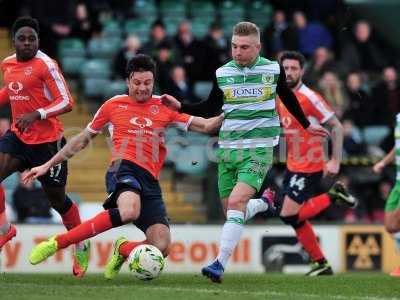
[224,86,272,100]
[130,117,153,128]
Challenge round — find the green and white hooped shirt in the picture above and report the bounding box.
[216,56,281,150]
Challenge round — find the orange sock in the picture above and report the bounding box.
[61,202,82,230]
[295,221,325,262]
[298,194,331,222]
[119,240,147,258]
[56,210,115,249]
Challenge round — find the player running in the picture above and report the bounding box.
[0,17,89,277]
[24,54,223,279]
[161,22,329,283]
[373,113,400,277]
[263,51,357,276]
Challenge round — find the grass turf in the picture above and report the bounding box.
[0,273,399,300]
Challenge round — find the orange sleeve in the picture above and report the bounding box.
[0,87,9,107]
[86,101,111,133]
[37,60,74,119]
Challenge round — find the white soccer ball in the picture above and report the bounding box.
[128,244,165,280]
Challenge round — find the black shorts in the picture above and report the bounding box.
[282,170,326,204]
[103,159,169,233]
[0,130,67,187]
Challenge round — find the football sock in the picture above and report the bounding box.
[56,209,123,249]
[0,185,10,235]
[119,240,148,258]
[295,221,325,262]
[244,198,269,222]
[298,194,331,222]
[216,210,244,268]
[60,200,85,249]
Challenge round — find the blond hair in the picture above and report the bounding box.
[233,22,260,41]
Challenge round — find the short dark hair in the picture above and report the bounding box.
[126,54,156,78]
[12,16,40,37]
[279,51,306,68]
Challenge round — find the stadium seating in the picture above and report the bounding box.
[87,37,121,59]
[58,38,86,58]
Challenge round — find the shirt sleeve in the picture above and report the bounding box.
[169,109,194,132]
[306,92,335,124]
[37,59,74,119]
[276,66,310,129]
[86,102,111,133]
[179,77,224,118]
[0,87,9,107]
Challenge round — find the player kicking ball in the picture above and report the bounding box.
[24,54,223,278]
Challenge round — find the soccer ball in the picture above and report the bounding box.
[128,244,165,280]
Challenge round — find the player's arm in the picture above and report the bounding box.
[188,114,224,134]
[161,78,224,118]
[324,115,344,176]
[373,147,396,174]
[276,66,329,137]
[36,60,74,119]
[22,129,97,183]
[0,87,9,107]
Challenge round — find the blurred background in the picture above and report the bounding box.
[0,0,399,226]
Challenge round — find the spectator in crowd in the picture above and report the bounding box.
[22,0,75,58]
[174,21,206,84]
[371,67,400,127]
[318,71,347,118]
[293,11,333,57]
[341,20,387,73]
[154,41,177,93]
[262,10,297,58]
[142,20,173,58]
[166,66,201,104]
[113,34,141,79]
[70,2,101,43]
[13,173,52,224]
[203,23,229,80]
[304,46,339,88]
[343,72,374,128]
[342,119,367,157]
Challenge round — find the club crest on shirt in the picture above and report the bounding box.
[24,66,33,76]
[262,74,274,84]
[150,105,159,115]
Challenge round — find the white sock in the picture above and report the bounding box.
[216,210,244,268]
[394,232,400,252]
[244,198,269,222]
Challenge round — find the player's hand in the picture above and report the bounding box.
[324,159,340,177]
[205,113,224,133]
[372,161,385,174]
[15,111,41,133]
[160,94,181,111]
[22,164,49,184]
[305,123,330,137]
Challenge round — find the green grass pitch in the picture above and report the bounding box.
[1,273,399,300]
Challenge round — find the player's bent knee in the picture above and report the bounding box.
[119,208,139,222]
[280,214,304,229]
